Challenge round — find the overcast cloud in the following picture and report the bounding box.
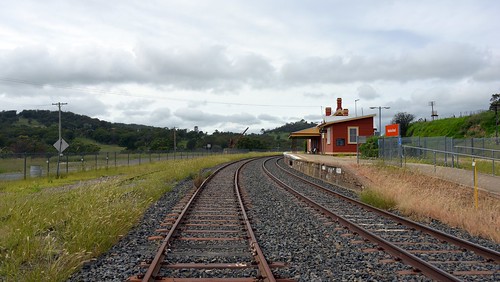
[1,0,499,134]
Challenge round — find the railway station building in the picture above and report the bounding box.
[289,98,375,154]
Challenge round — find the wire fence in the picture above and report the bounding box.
[0,149,241,181]
[378,137,500,176]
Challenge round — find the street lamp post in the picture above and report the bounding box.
[370,106,390,135]
[355,99,360,117]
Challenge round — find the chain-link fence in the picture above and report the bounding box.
[0,149,228,181]
[378,137,500,176]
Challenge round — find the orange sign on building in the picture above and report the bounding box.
[385,124,400,137]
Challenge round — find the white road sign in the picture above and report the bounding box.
[53,138,69,152]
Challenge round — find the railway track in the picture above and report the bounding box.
[129,159,292,282]
[263,156,499,281]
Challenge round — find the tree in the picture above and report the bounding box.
[490,94,500,143]
[489,93,500,110]
[186,139,197,150]
[391,112,415,137]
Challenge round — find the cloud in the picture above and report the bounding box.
[303,92,328,99]
[280,42,488,84]
[174,108,260,127]
[0,43,277,91]
[134,44,276,89]
[304,114,323,122]
[1,1,499,134]
[357,84,379,100]
[67,96,108,117]
[257,113,280,122]
[0,45,141,85]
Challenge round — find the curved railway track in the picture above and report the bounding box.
[129,159,291,282]
[263,156,499,281]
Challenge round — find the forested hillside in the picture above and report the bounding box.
[265,119,317,134]
[0,110,309,154]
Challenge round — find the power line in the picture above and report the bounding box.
[0,76,319,108]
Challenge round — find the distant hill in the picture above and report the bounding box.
[266,119,317,134]
[0,110,315,153]
[407,110,497,138]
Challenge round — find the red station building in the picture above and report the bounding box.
[290,98,375,154]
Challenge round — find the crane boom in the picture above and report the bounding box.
[229,127,249,148]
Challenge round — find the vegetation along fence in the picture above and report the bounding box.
[379,136,500,176]
[0,149,238,181]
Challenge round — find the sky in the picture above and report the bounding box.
[1,0,499,134]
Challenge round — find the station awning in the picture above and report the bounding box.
[288,126,320,138]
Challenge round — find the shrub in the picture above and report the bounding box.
[359,136,379,158]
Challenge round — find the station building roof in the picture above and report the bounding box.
[288,114,376,139]
[288,126,320,138]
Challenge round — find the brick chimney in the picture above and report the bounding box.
[336,98,343,111]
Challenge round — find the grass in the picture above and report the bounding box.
[0,151,221,177]
[0,152,276,281]
[354,162,500,243]
[359,189,396,210]
[404,155,500,176]
[72,137,125,152]
[407,110,496,138]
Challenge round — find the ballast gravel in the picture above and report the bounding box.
[67,158,499,281]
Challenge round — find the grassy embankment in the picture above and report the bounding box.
[357,162,499,243]
[0,152,276,281]
[407,110,497,138]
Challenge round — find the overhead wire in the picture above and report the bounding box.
[0,76,320,108]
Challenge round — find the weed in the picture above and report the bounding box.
[359,189,396,210]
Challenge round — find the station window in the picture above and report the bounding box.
[336,138,345,146]
[348,127,359,144]
[327,127,331,145]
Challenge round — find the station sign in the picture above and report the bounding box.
[385,124,400,137]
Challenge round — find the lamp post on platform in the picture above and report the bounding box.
[355,99,360,116]
[370,106,390,135]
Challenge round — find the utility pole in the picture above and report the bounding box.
[173,127,176,157]
[429,101,438,121]
[52,102,67,178]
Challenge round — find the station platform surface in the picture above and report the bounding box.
[284,152,500,198]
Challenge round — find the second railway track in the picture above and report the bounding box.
[263,156,499,281]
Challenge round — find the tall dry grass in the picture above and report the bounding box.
[0,152,276,281]
[353,163,500,243]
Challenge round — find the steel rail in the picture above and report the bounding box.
[275,157,500,264]
[235,161,276,282]
[262,157,463,282]
[141,160,240,282]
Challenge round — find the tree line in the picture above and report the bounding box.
[0,110,316,154]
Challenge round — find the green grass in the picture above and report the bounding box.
[0,151,213,177]
[0,152,276,281]
[72,137,125,152]
[404,155,500,176]
[407,111,497,138]
[15,118,45,127]
[407,116,468,138]
[359,189,397,210]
